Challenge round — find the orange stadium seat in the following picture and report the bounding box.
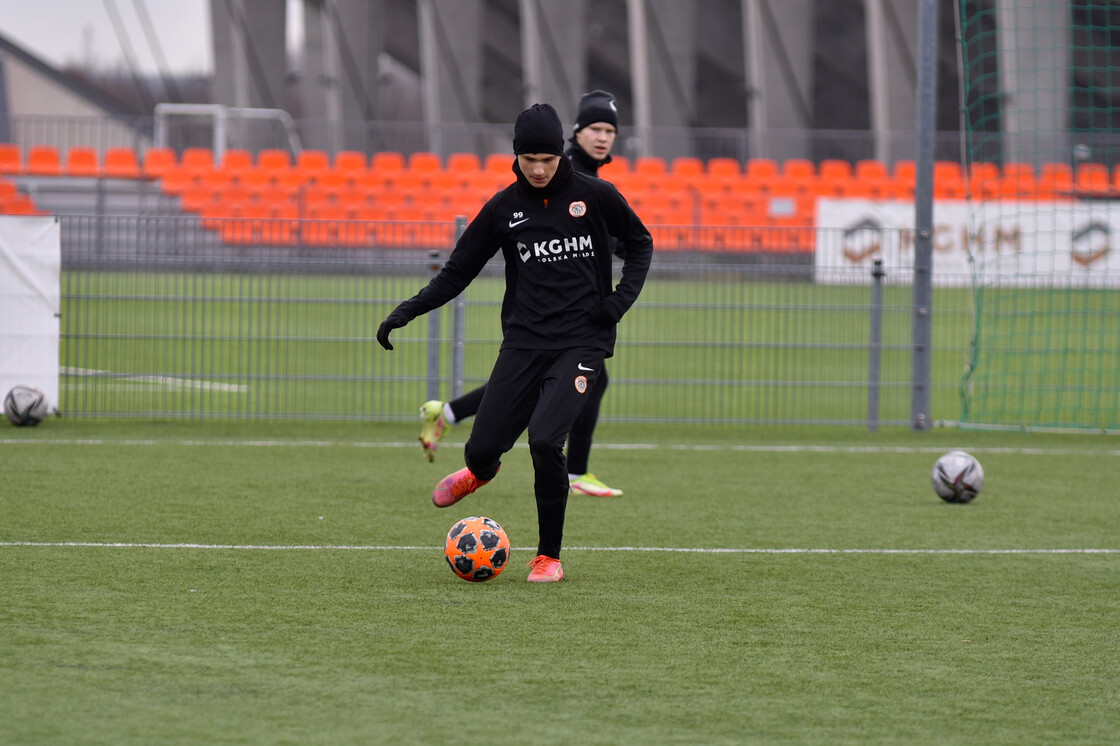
[484,152,512,173]
[933,164,965,200]
[258,148,293,173]
[745,158,779,180]
[425,169,464,191]
[256,183,299,208]
[609,155,631,172]
[179,147,214,175]
[386,169,427,193]
[671,157,704,177]
[892,159,916,183]
[706,158,741,178]
[0,179,16,199]
[296,149,330,180]
[198,166,236,191]
[141,147,177,179]
[220,149,253,171]
[409,152,442,171]
[854,160,889,181]
[0,194,46,215]
[103,147,141,179]
[26,146,62,176]
[781,158,815,179]
[634,156,668,176]
[1037,162,1073,199]
[372,151,406,171]
[336,185,370,211]
[1075,162,1111,194]
[179,184,215,213]
[158,168,194,195]
[818,159,853,181]
[967,161,1001,200]
[0,144,22,174]
[334,150,367,173]
[65,146,100,177]
[445,152,482,172]
[252,149,294,186]
[998,162,1036,198]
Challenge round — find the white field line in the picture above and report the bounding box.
[1,542,1118,554]
[62,367,248,393]
[1,439,1118,456]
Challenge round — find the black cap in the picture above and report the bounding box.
[574,90,619,133]
[513,104,565,156]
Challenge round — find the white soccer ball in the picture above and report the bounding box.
[4,385,49,426]
[931,450,984,503]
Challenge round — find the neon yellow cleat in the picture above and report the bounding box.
[569,473,623,497]
[418,400,446,462]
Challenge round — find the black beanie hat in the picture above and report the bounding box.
[513,103,565,156]
[574,90,619,133]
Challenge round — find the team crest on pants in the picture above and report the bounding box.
[574,375,588,393]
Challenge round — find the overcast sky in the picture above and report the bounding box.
[0,0,303,76]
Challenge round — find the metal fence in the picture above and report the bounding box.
[56,214,974,427]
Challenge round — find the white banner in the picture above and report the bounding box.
[815,199,1120,287]
[0,216,61,414]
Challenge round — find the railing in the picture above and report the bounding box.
[54,214,974,427]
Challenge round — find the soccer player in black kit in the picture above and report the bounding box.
[418,90,625,499]
[376,103,653,582]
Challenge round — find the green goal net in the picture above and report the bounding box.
[956,0,1120,432]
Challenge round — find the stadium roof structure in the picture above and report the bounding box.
[0,29,145,141]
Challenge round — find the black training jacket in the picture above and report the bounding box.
[392,157,653,358]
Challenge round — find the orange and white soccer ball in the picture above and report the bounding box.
[444,516,510,582]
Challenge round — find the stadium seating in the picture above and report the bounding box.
[142,147,177,179]
[6,142,1109,251]
[65,147,100,177]
[0,144,22,174]
[103,147,141,179]
[26,146,62,176]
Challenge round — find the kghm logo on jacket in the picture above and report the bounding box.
[517,235,595,263]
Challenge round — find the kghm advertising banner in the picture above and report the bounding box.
[815,199,1120,287]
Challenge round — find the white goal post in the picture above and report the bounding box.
[153,103,303,160]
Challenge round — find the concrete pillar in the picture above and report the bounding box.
[742,0,814,161]
[330,0,384,139]
[627,0,697,158]
[866,0,918,163]
[418,0,484,155]
[210,0,287,110]
[520,0,587,126]
[300,0,344,152]
[995,0,1073,165]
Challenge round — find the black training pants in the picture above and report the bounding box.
[447,365,608,475]
[463,346,605,559]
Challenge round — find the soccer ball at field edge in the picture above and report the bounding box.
[444,516,510,582]
[4,385,49,426]
[931,450,984,503]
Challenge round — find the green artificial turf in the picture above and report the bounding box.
[2,421,1118,744]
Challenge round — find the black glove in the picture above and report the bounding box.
[376,310,410,350]
[588,300,620,328]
